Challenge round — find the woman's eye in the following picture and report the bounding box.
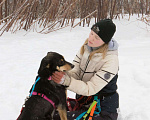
[95,36,100,40]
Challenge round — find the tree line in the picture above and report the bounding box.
[0,0,150,35]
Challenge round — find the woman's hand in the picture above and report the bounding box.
[51,71,66,84]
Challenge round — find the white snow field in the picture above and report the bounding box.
[0,15,150,120]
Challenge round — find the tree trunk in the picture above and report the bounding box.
[5,0,7,22]
[146,0,149,14]
[0,0,2,25]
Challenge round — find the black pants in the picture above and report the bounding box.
[53,100,118,120]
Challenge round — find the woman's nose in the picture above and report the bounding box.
[91,37,95,41]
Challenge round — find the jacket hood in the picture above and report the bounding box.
[108,38,119,51]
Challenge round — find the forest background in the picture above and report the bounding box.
[0,0,150,35]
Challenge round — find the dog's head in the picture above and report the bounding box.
[38,52,74,78]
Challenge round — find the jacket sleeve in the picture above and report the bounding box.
[67,50,82,80]
[63,54,119,96]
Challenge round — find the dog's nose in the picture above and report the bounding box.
[71,64,74,68]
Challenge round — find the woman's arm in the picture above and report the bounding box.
[64,54,119,96]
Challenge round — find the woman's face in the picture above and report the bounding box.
[88,30,105,47]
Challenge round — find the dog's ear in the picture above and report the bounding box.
[47,52,53,58]
[38,57,56,77]
[38,57,46,74]
[38,57,51,77]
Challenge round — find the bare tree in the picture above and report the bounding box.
[0,0,2,25]
[0,0,150,36]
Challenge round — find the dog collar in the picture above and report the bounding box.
[48,76,51,80]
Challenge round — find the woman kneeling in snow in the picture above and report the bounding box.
[52,19,119,120]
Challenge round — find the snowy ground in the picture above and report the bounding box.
[0,15,150,120]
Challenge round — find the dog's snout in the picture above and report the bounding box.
[71,64,74,69]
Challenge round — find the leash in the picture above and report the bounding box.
[67,95,93,112]
[29,77,41,97]
[89,103,97,120]
[76,94,101,120]
[29,76,51,97]
[67,98,79,111]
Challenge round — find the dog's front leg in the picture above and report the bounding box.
[57,105,67,120]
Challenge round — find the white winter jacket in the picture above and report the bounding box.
[63,39,119,96]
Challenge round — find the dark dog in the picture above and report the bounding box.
[17,52,74,120]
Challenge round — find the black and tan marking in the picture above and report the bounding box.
[17,52,74,120]
[57,59,74,72]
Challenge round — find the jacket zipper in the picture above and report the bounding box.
[81,55,90,80]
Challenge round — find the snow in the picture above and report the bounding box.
[0,15,150,120]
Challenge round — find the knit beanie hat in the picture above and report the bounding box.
[91,19,116,44]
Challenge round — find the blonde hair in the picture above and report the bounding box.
[80,39,108,60]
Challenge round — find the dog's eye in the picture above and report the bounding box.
[59,59,65,65]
